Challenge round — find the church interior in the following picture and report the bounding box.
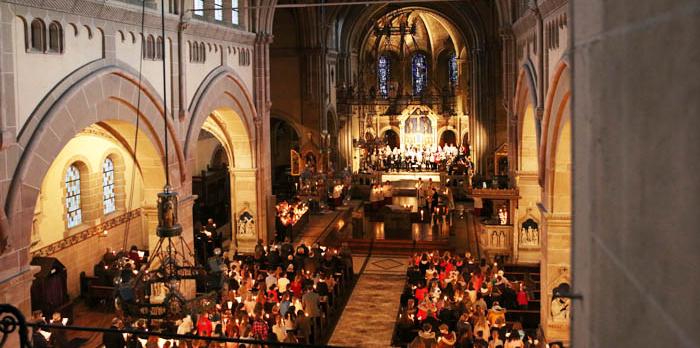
[0,0,697,347]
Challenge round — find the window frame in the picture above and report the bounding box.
[102,157,116,215]
[377,54,391,99]
[48,21,63,54]
[65,164,83,229]
[30,19,46,53]
[411,52,428,96]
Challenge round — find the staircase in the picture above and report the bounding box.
[503,263,541,330]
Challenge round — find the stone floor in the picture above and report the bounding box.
[328,255,408,347]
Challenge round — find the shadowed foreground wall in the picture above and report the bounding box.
[572,1,700,347]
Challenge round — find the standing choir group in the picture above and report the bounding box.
[362,144,473,174]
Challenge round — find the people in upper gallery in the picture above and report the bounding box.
[362,143,473,174]
[397,251,537,348]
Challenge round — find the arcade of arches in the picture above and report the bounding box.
[0,1,698,347]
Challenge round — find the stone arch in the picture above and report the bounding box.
[185,67,262,246]
[515,64,539,174]
[437,126,458,145]
[185,67,257,163]
[538,61,572,341]
[270,112,303,142]
[439,128,457,147]
[540,61,572,192]
[4,65,182,244]
[380,126,400,149]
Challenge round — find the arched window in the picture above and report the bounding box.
[48,21,63,53]
[448,52,458,88]
[65,164,82,228]
[191,42,198,62]
[412,53,428,96]
[155,36,163,60]
[377,55,390,99]
[169,0,179,14]
[145,35,155,59]
[30,19,46,52]
[231,0,240,25]
[102,157,116,215]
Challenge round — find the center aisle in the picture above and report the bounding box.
[328,255,408,347]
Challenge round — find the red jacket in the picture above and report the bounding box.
[197,316,212,336]
[517,290,529,306]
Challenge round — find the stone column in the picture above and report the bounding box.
[253,32,273,244]
[540,212,571,344]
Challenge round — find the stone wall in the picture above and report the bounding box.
[571,0,700,346]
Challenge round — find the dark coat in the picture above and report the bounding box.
[103,325,127,348]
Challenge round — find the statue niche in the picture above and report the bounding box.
[519,218,540,248]
[237,210,255,236]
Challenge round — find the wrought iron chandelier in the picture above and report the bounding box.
[114,0,207,323]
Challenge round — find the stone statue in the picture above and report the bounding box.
[237,211,254,235]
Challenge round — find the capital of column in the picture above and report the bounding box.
[255,32,274,45]
[535,106,545,121]
[499,25,514,39]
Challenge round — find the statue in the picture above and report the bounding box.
[237,211,254,236]
[519,218,540,247]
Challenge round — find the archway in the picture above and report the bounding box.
[270,117,300,197]
[190,108,254,253]
[439,129,456,147]
[382,129,400,149]
[30,120,165,299]
[513,66,542,264]
[0,67,183,311]
[538,62,572,343]
[192,128,231,245]
[184,68,263,250]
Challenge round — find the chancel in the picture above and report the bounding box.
[0,1,697,348]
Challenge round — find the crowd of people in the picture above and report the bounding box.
[30,239,353,348]
[395,251,537,348]
[361,144,474,175]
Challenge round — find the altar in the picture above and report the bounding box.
[381,171,441,183]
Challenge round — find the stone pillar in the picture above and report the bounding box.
[540,212,571,343]
[253,32,273,244]
[572,1,700,347]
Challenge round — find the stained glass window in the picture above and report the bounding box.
[412,53,428,96]
[65,165,82,228]
[103,158,116,214]
[378,55,390,98]
[448,52,458,87]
